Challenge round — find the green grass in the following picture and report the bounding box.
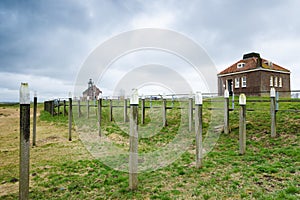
[1,98,299,199]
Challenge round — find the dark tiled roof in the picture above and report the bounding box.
[218,57,290,75]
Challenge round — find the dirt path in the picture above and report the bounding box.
[0,105,91,197]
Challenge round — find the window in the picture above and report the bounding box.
[237,63,245,68]
[242,76,247,87]
[235,77,240,88]
[279,77,282,87]
[274,77,278,87]
[270,76,273,86]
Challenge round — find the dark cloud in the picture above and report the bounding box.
[0,0,300,101]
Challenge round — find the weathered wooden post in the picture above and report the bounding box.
[19,83,30,200]
[270,87,277,137]
[78,99,81,118]
[141,95,145,124]
[124,98,128,122]
[188,96,193,132]
[68,93,72,141]
[51,100,54,116]
[224,89,230,134]
[98,96,102,137]
[239,94,246,155]
[87,96,90,119]
[63,100,66,116]
[129,89,139,190]
[232,92,235,110]
[110,98,113,121]
[57,99,60,117]
[195,92,203,168]
[162,96,167,127]
[32,91,37,147]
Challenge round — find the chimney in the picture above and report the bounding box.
[243,52,261,68]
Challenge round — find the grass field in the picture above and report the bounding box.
[0,98,299,199]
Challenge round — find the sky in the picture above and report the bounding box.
[1,0,300,102]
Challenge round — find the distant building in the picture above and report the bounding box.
[82,79,102,100]
[218,52,291,96]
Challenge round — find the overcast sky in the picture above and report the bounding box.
[1,0,300,102]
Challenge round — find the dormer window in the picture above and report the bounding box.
[237,62,245,68]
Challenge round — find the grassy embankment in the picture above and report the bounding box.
[0,98,299,199]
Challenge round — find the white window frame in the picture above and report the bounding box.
[235,77,240,88]
[242,76,247,88]
[274,77,278,87]
[279,77,282,87]
[270,76,273,87]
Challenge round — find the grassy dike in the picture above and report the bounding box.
[0,99,299,199]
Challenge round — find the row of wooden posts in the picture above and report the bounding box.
[20,83,280,199]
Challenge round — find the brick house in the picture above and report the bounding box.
[218,52,291,96]
[82,78,102,100]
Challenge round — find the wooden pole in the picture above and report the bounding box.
[57,100,60,117]
[188,97,193,132]
[195,92,203,168]
[110,99,113,121]
[98,98,102,137]
[68,98,72,141]
[224,89,230,134]
[129,89,139,190]
[87,99,90,119]
[32,94,37,146]
[19,83,30,200]
[270,88,277,137]
[239,94,246,155]
[141,98,145,124]
[162,98,167,127]
[63,100,66,116]
[124,99,128,122]
[78,100,81,118]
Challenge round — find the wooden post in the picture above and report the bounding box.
[57,100,60,116]
[188,97,193,132]
[19,83,30,200]
[51,100,54,116]
[232,92,235,110]
[270,88,277,137]
[68,97,72,141]
[63,100,66,116]
[78,100,81,118]
[195,92,203,168]
[162,98,167,127]
[110,99,113,121]
[124,99,128,122]
[224,89,230,134]
[239,94,246,155]
[98,98,102,137]
[87,98,90,119]
[129,89,139,190]
[141,97,145,124]
[32,92,37,146]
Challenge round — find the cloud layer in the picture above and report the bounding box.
[1,0,300,101]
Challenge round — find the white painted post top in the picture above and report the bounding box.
[270,87,276,97]
[98,93,102,99]
[20,83,30,104]
[195,91,203,105]
[141,94,145,100]
[130,88,139,105]
[239,93,246,105]
[224,89,229,98]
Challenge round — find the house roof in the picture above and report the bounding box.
[218,54,290,76]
